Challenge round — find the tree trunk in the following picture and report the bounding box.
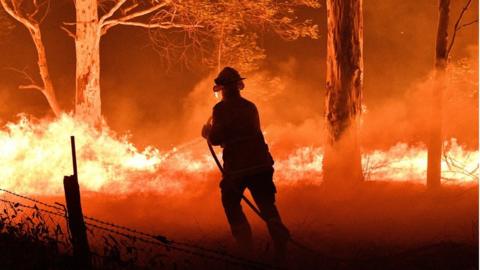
[427,0,450,189]
[75,0,101,124]
[30,27,62,116]
[323,0,364,185]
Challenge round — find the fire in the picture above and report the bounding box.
[0,114,477,195]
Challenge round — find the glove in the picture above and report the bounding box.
[201,122,212,139]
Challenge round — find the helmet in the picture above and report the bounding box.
[213,67,245,92]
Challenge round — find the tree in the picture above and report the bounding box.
[1,0,202,123]
[427,0,450,189]
[66,0,202,124]
[0,0,62,116]
[199,0,320,73]
[427,0,476,188]
[322,0,364,185]
[65,0,318,123]
[1,0,320,124]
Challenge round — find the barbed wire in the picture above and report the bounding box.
[82,214,272,268]
[85,221,273,269]
[0,196,474,269]
[0,187,273,268]
[0,198,65,218]
[0,186,477,268]
[0,188,64,211]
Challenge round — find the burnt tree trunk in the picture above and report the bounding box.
[323,0,364,184]
[75,0,101,125]
[427,0,450,188]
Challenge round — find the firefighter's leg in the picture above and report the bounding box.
[220,177,253,251]
[248,169,290,261]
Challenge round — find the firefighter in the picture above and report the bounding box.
[201,67,290,261]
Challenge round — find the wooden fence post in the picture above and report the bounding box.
[64,136,92,269]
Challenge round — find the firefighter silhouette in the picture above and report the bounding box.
[202,67,290,261]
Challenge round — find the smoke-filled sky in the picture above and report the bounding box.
[0,0,478,150]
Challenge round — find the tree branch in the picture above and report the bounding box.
[101,2,168,30]
[0,0,37,31]
[60,25,75,39]
[19,84,45,92]
[122,2,139,14]
[447,0,474,57]
[459,19,478,29]
[4,67,45,92]
[105,20,200,29]
[99,0,127,25]
[37,0,50,23]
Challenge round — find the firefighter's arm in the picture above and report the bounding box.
[201,121,211,139]
[207,107,225,146]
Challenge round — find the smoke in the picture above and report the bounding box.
[0,1,477,260]
[360,45,479,151]
[181,58,325,156]
[181,43,478,155]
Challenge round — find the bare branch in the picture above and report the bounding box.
[38,0,50,23]
[459,19,478,29]
[60,25,75,39]
[19,84,45,92]
[0,0,36,31]
[101,2,168,30]
[105,20,200,30]
[122,2,139,14]
[5,67,36,83]
[4,67,44,92]
[447,0,474,57]
[99,0,127,25]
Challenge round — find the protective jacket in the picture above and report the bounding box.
[208,96,273,176]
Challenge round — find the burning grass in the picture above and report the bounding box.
[0,114,476,196]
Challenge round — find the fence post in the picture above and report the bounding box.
[64,136,92,269]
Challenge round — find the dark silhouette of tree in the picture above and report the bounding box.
[427,0,476,188]
[322,0,364,185]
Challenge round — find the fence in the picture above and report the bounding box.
[0,186,274,269]
[0,136,274,269]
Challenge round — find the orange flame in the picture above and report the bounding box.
[0,115,477,195]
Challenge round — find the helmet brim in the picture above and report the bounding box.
[213,77,246,91]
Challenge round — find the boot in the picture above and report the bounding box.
[273,240,288,266]
[231,223,253,257]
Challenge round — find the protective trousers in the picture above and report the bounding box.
[220,169,290,257]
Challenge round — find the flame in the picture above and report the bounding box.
[0,114,477,195]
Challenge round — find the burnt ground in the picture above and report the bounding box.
[79,181,478,269]
[3,181,478,269]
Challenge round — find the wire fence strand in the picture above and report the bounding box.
[0,187,274,269]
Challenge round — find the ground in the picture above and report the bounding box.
[34,180,477,269]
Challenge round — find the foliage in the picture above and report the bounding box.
[0,202,72,269]
[193,0,321,73]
